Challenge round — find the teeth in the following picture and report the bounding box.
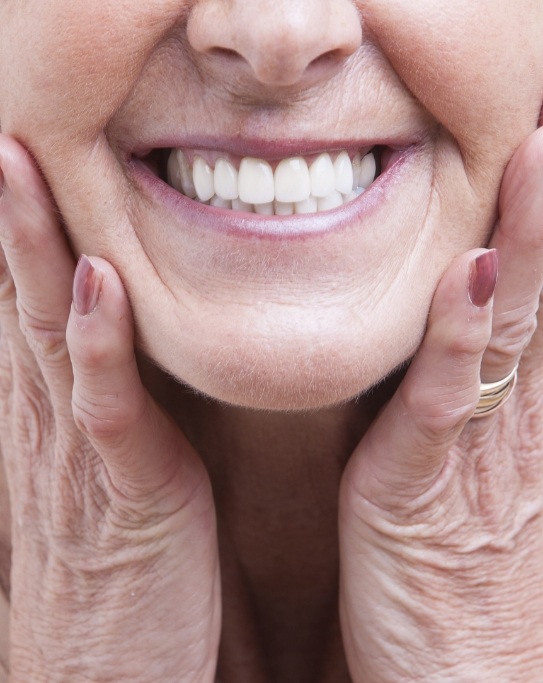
[166,148,379,215]
[359,152,377,189]
[168,150,197,198]
[334,151,354,195]
[238,158,275,204]
[214,158,239,200]
[274,157,310,203]
[232,198,253,213]
[309,153,336,198]
[274,201,295,216]
[255,202,274,215]
[193,156,215,201]
[210,195,232,209]
[295,196,318,214]
[317,191,344,212]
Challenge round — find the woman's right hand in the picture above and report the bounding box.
[0,135,221,683]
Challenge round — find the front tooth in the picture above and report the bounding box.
[295,196,318,214]
[193,156,215,201]
[232,198,254,213]
[317,191,343,212]
[255,202,274,215]
[309,153,336,197]
[274,201,294,215]
[274,157,310,203]
[238,158,275,204]
[334,151,354,195]
[214,158,238,200]
[359,152,377,189]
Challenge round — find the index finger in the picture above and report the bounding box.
[0,135,75,397]
[480,127,543,383]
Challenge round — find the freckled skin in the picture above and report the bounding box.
[0,0,542,409]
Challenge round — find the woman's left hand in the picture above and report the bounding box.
[339,127,543,682]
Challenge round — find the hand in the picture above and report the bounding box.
[339,128,543,682]
[0,135,220,683]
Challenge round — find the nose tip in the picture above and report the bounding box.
[187,0,362,88]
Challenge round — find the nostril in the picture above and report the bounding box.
[187,0,362,88]
[309,49,345,70]
[210,47,242,61]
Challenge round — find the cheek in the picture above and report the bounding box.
[364,0,543,152]
[0,0,186,144]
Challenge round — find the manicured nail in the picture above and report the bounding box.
[0,163,4,200]
[469,249,498,307]
[73,255,102,315]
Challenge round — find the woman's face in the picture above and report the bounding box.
[1,0,542,409]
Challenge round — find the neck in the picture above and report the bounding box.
[141,358,400,683]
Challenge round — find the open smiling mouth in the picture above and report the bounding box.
[142,146,392,217]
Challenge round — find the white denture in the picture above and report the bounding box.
[166,148,379,215]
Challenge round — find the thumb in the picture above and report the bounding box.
[66,255,208,509]
[343,248,496,511]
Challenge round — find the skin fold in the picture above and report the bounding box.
[0,1,542,682]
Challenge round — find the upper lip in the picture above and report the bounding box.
[127,134,423,161]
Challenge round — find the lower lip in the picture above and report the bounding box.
[127,145,418,241]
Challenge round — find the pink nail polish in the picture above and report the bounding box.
[469,249,498,308]
[73,255,102,315]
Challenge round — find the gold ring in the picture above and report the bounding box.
[473,364,518,418]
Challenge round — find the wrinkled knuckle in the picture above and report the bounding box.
[401,382,475,439]
[447,325,490,360]
[0,269,15,308]
[72,396,132,446]
[13,386,52,455]
[487,315,537,363]
[18,304,67,362]
[0,226,31,256]
[73,337,115,370]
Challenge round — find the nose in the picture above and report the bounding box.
[187,0,362,88]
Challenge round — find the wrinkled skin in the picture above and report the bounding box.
[0,0,543,682]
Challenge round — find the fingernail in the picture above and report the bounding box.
[469,249,498,307]
[73,255,102,315]
[0,163,4,200]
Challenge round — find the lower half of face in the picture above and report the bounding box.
[1,1,542,410]
[40,132,491,411]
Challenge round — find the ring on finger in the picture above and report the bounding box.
[473,363,519,418]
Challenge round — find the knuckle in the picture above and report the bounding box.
[0,269,15,308]
[400,381,476,438]
[72,394,137,446]
[73,337,115,370]
[487,310,538,362]
[17,302,67,362]
[12,383,53,456]
[448,337,484,361]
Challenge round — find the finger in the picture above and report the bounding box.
[481,127,543,382]
[343,249,496,510]
[0,135,75,397]
[66,256,207,510]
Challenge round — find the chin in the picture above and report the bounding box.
[147,322,422,412]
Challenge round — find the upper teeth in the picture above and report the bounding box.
[166,149,378,215]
